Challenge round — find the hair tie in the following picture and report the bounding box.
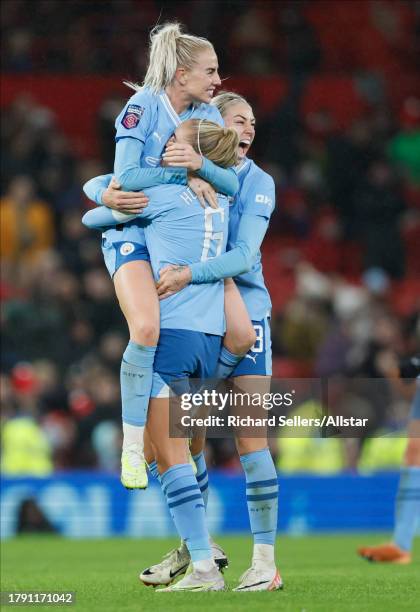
[197,118,204,156]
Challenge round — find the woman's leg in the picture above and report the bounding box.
[214,279,256,379]
[190,280,255,497]
[147,397,217,577]
[233,375,281,590]
[113,260,159,487]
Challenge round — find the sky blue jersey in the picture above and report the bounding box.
[229,158,275,320]
[139,184,229,335]
[103,86,234,245]
[115,87,223,166]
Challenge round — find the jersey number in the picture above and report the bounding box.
[251,324,264,353]
[201,208,225,262]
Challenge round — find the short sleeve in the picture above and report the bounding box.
[241,170,276,220]
[115,89,155,144]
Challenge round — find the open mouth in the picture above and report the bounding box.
[238,139,251,155]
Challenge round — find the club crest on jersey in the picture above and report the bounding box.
[121,104,144,129]
[120,242,135,256]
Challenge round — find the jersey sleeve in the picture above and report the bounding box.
[83,174,113,205]
[197,160,239,197]
[115,90,155,144]
[114,134,187,191]
[190,214,268,283]
[241,170,276,220]
[82,207,137,230]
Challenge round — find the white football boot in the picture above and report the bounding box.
[139,543,190,587]
[233,564,283,592]
[156,564,226,592]
[140,540,228,587]
[120,443,148,489]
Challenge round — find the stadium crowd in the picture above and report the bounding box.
[1,0,419,475]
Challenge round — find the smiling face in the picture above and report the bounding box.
[182,48,221,104]
[221,101,256,160]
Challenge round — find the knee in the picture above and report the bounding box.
[154,445,188,475]
[129,320,159,346]
[236,438,267,457]
[190,437,206,457]
[226,326,257,355]
[404,439,420,466]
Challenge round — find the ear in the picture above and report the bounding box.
[175,66,187,86]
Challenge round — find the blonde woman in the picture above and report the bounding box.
[84,118,239,591]
[84,23,255,491]
[150,93,282,592]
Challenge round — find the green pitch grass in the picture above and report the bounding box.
[1,534,419,611]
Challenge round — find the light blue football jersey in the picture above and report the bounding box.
[115,87,223,167]
[228,158,275,320]
[139,184,229,336]
[104,87,224,245]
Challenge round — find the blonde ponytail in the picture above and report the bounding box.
[182,119,239,168]
[127,22,214,93]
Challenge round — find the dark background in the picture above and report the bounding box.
[1,0,419,474]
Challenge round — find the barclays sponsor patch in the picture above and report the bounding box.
[121,104,144,129]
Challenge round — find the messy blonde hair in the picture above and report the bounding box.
[181,119,239,168]
[126,22,214,93]
[211,91,250,117]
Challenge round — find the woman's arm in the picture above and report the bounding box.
[83,174,150,212]
[196,158,239,197]
[115,138,187,191]
[82,206,137,230]
[83,174,112,205]
[191,214,268,281]
[163,142,239,197]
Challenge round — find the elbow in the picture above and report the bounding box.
[115,169,129,190]
[115,166,137,191]
[82,180,92,198]
[236,248,255,275]
[81,211,90,228]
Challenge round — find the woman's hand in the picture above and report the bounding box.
[187,177,218,209]
[162,143,203,171]
[102,176,149,213]
[157,265,192,299]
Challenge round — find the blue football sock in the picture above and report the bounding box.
[394,466,420,552]
[193,451,209,510]
[148,459,161,482]
[121,341,156,426]
[161,463,211,562]
[240,448,278,546]
[214,346,243,380]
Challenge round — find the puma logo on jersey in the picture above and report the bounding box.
[245,354,258,364]
[153,132,163,143]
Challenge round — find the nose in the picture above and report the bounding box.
[213,71,221,87]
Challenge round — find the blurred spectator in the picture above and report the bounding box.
[1,0,419,473]
[388,97,420,187]
[0,175,55,267]
[354,159,405,278]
